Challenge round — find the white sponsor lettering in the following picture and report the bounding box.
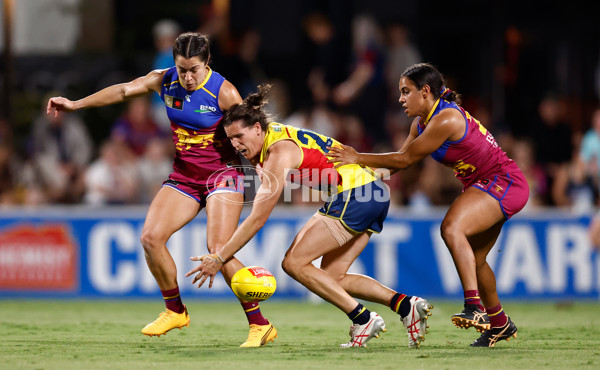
[431,225,462,293]
[547,224,593,293]
[371,225,411,288]
[88,222,138,294]
[497,225,545,293]
[199,104,216,112]
[80,214,598,298]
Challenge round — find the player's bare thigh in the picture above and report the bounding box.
[142,186,201,245]
[443,187,505,238]
[284,215,342,266]
[205,191,245,283]
[317,213,371,278]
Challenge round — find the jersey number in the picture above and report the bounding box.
[296,129,333,153]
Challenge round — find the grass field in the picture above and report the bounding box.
[1,300,599,370]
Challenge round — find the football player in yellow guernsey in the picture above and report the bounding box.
[186,84,433,348]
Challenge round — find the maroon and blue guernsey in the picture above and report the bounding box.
[160,67,242,204]
[417,98,516,188]
[417,98,529,218]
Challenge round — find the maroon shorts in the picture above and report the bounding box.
[471,169,529,219]
[163,165,244,207]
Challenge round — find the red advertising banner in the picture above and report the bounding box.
[0,224,78,290]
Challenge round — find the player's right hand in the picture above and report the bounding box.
[47,97,76,117]
[326,144,359,168]
[185,254,223,289]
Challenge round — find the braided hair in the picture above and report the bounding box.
[172,32,211,63]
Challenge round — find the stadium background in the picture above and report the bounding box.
[0,0,599,302]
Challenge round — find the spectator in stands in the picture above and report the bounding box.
[384,23,421,109]
[29,98,93,203]
[334,114,373,153]
[0,120,18,204]
[84,139,139,205]
[151,19,181,130]
[110,96,165,157]
[578,108,600,248]
[332,15,388,144]
[302,12,347,106]
[531,94,573,206]
[137,137,173,203]
[223,28,267,99]
[579,108,600,192]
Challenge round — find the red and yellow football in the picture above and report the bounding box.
[231,266,277,301]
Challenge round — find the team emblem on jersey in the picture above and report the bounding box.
[165,95,184,110]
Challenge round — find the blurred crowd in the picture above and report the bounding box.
[0,8,599,214]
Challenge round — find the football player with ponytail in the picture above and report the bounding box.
[327,63,529,348]
[187,84,433,349]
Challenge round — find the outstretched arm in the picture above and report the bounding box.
[46,69,166,117]
[328,111,461,170]
[185,140,301,288]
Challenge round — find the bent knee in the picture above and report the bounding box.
[282,254,310,278]
[140,229,167,252]
[440,219,462,244]
[281,257,296,277]
[206,242,225,255]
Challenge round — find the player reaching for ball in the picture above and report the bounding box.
[326,63,529,347]
[186,84,433,348]
[47,32,276,347]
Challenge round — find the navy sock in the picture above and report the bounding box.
[390,293,413,318]
[347,303,371,325]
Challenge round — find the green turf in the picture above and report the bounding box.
[1,300,599,369]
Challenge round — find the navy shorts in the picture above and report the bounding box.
[318,179,390,233]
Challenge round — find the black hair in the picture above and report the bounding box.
[172,32,211,63]
[402,63,461,104]
[223,84,273,131]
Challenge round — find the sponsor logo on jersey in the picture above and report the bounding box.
[165,95,184,110]
[194,104,217,114]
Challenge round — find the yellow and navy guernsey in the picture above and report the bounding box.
[259,123,390,233]
[160,67,242,197]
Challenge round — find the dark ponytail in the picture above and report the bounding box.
[403,63,461,105]
[223,84,273,131]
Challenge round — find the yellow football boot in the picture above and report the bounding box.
[240,323,278,347]
[141,306,190,337]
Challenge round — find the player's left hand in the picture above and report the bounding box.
[185,254,223,288]
[326,144,359,168]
